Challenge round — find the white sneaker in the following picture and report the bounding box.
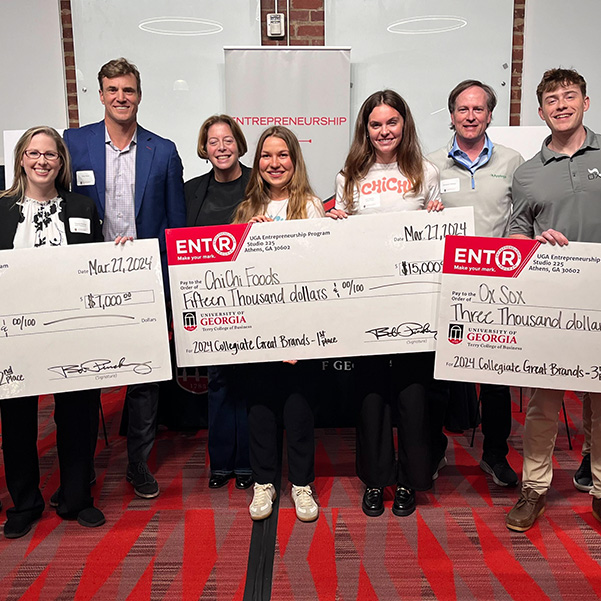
[433,456,448,481]
[291,484,319,522]
[249,483,276,521]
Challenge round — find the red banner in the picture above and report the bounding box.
[442,235,539,278]
[166,224,252,266]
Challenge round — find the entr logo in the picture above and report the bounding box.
[454,245,521,271]
[176,232,237,257]
[588,167,601,180]
[448,323,463,344]
[495,245,521,271]
[213,232,237,256]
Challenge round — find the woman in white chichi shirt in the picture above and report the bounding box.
[328,90,442,519]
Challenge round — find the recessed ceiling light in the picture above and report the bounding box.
[139,17,223,36]
[387,16,467,35]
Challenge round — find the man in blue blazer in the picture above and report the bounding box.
[64,57,186,499]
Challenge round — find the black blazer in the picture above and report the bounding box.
[184,164,251,227]
[0,189,103,249]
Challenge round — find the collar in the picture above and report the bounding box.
[104,124,138,151]
[448,134,493,171]
[541,126,599,164]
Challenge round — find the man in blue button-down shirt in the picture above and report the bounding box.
[64,58,186,499]
[428,80,524,489]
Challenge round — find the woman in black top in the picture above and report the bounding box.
[184,115,253,490]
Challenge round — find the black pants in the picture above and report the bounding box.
[428,381,511,467]
[91,382,159,465]
[1,389,96,522]
[246,361,315,486]
[355,353,435,491]
[207,365,250,476]
[480,383,511,461]
[428,380,480,468]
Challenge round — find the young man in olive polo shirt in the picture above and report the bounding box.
[506,68,601,531]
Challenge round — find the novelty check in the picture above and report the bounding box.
[0,240,171,400]
[434,236,601,392]
[166,208,474,366]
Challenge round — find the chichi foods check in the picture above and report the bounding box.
[0,240,171,400]
[435,235,601,392]
[166,208,474,366]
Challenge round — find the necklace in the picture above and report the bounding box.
[268,198,288,221]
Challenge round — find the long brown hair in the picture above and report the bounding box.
[233,126,319,222]
[0,126,72,202]
[340,90,424,213]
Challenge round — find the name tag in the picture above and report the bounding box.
[441,178,460,194]
[76,170,95,186]
[359,193,381,210]
[69,218,91,234]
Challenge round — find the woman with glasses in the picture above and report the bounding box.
[0,126,105,538]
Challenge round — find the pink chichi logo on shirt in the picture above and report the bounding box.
[361,176,413,196]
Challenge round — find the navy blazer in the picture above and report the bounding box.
[184,164,251,227]
[64,121,186,292]
[0,190,103,249]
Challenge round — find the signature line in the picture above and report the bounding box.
[370,280,441,291]
[44,315,135,326]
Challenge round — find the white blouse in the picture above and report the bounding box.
[13,196,66,249]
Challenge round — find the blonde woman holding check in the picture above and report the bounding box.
[234,126,324,523]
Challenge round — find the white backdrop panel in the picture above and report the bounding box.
[522,0,601,131]
[225,47,351,201]
[325,0,514,155]
[71,0,261,182]
[487,126,548,161]
[0,0,67,164]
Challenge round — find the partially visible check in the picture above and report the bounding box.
[435,235,601,392]
[166,208,474,366]
[0,240,171,399]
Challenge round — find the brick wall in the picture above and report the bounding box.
[260,0,324,46]
[61,0,525,124]
[511,0,526,125]
[60,0,79,127]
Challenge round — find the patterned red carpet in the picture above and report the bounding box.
[272,390,601,600]
[0,389,251,601]
[1,388,600,600]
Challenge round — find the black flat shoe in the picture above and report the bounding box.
[4,512,42,539]
[392,486,415,517]
[77,506,106,528]
[362,487,384,517]
[209,472,234,489]
[235,474,254,490]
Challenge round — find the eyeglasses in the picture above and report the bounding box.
[24,150,60,161]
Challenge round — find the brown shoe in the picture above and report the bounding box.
[506,488,546,532]
[593,497,601,523]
